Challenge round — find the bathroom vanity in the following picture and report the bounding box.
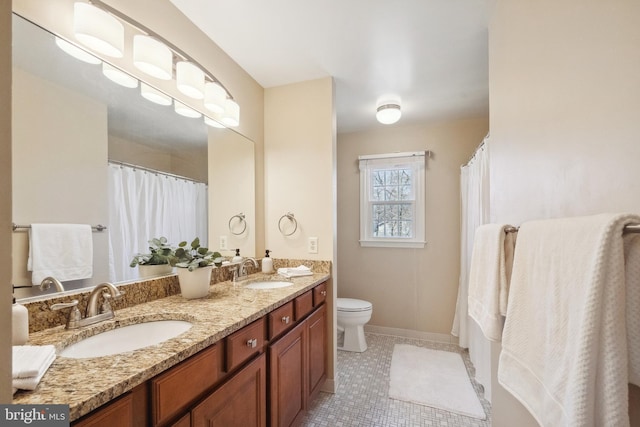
[13,273,330,427]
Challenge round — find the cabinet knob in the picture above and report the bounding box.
[320,290,327,296]
[246,338,258,348]
[281,316,290,324]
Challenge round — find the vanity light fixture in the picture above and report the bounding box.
[221,99,240,127]
[376,102,402,125]
[174,101,202,119]
[133,35,173,80]
[102,63,138,88]
[73,2,124,58]
[176,61,205,99]
[204,116,226,129]
[140,82,172,106]
[55,37,101,65]
[204,81,227,114]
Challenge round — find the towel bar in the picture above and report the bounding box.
[12,223,107,232]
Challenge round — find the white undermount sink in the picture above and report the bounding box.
[243,281,294,290]
[59,320,193,359]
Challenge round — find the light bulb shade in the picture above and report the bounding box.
[376,103,401,124]
[140,82,172,106]
[55,37,101,64]
[73,2,124,58]
[204,115,226,129]
[174,101,202,118]
[176,61,205,99]
[102,63,138,88]
[221,99,240,127]
[133,35,173,80]
[204,82,226,114]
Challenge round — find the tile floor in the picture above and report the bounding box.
[301,332,491,427]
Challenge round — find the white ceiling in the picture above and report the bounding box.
[170,0,489,133]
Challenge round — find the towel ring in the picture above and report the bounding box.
[228,213,247,235]
[278,212,298,236]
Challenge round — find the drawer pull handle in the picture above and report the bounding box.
[320,290,327,296]
[246,338,258,348]
[281,316,290,324]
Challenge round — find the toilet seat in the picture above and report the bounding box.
[337,298,372,312]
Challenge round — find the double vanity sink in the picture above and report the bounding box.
[13,273,328,422]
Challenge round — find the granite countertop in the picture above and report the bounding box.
[12,272,330,421]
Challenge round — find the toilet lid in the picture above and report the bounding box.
[337,298,372,312]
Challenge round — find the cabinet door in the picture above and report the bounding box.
[268,320,307,427]
[191,353,266,427]
[72,393,133,427]
[307,304,327,403]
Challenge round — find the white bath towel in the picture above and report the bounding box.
[12,345,56,391]
[28,223,93,285]
[278,265,313,278]
[624,234,640,386]
[467,224,516,342]
[498,213,640,427]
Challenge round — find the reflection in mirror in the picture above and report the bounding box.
[11,14,255,300]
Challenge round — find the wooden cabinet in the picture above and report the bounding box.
[226,317,266,372]
[191,353,267,427]
[72,393,134,427]
[307,303,327,403]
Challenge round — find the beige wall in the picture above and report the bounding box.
[488,0,640,425]
[337,117,488,336]
[12,67,110,291]
[1,0,12,403]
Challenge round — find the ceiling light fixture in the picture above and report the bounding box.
[73,2,124,58]
[204,115,226,129]
[133,35,173,80]
[221,99,240,127]
[55,37,102,64]
[204,82,227,114]
[376,102,402,125]
[140,83,172,106]
[176,61,205,99]
[174,101,202,119]
[102,63,138,88]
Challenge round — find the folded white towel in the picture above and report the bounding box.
[278,265,313,278]
[12,345,56,391]
[28,223,94,285]
[467,224,516,342]
[499,213,640,427]
[624,234,640,386]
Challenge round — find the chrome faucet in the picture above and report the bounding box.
[51,282,123,329]
[40,277,65,293]
[233,257,259,281]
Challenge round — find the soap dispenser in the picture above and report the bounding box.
[12,296,29,345]
[262,250,274,274]
[232,249,243,263]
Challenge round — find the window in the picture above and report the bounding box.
[359,152,426,248]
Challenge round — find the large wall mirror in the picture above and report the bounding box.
[12,13,256,299]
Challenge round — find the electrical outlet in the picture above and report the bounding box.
[219,235,228,251]
[308,237,318,254]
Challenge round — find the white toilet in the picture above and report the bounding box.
[337,298,373,352]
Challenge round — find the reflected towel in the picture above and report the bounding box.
[12,345,56,391]
[467,224,516,341]
[278,265,313,278]
[28,223,93,285]
[499,213,640,427]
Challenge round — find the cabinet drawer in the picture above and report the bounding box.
[313,282,327,306]
[151,344,221,426]
[226,317,265,372]
[268,301,295,340]
[294,290,314,321]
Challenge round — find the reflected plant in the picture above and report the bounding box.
[130,237,175,267]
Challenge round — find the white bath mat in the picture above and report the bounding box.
[388,344,486,419]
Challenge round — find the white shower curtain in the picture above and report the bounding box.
[107,163,208,283]
[451,139,492,400]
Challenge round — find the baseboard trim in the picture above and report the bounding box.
[364,325,459,345]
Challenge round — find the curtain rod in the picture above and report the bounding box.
[462,133,490,167]
[108,160,206,185]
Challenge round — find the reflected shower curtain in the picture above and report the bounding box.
[107,163,208,283]
[451,139,491,400]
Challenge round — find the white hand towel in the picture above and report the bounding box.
[467,224,516,342]
[277,265,313,278]
[499,213,640,427]
[624,234,640,386]
[12,345,56,391]
[28,223,93,285]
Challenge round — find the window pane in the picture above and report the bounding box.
[371,202,413,238]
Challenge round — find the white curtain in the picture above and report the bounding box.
[107,163,208,283]
[451,139,492,399]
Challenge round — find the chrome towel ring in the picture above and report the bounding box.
[278,212,298,236]
[228,213,247,235]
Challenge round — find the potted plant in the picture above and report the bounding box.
[130,237,175,278]
[173,238,222,299]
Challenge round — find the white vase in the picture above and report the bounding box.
[177,265,213,299]
[138,264,173,279]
